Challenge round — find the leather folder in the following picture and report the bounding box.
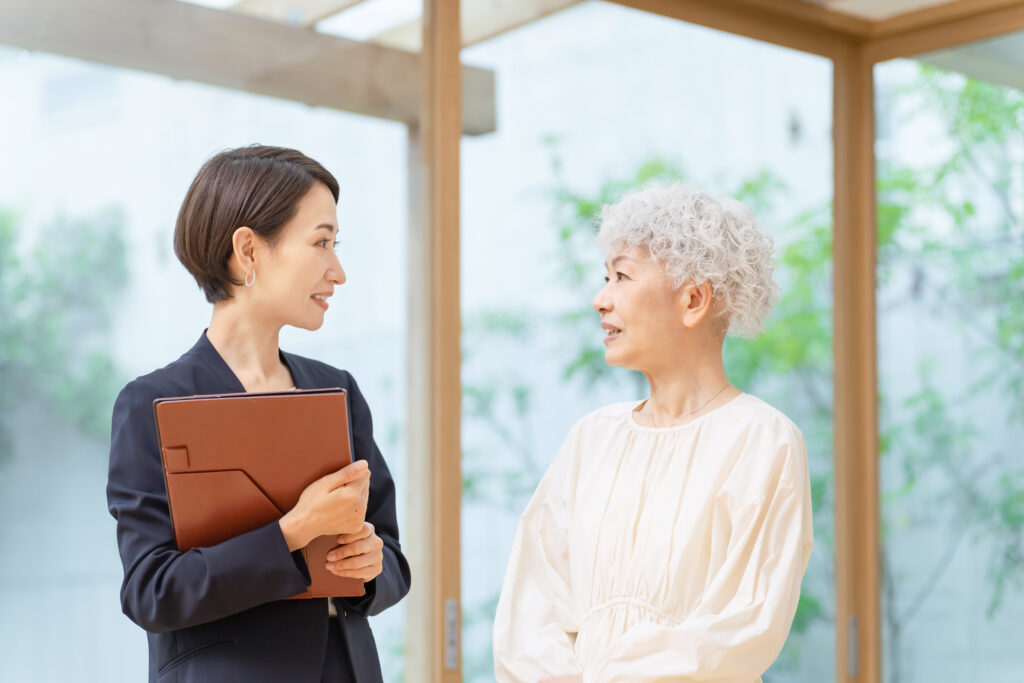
[153,388,364,598]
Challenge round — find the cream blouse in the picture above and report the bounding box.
[493,394,813,683]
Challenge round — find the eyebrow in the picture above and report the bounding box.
[315,223,338,234]
[605,254,632,269]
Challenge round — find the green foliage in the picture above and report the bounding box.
[985,471,1024,617]
[875,65,1024,657]
[0,207,128,456]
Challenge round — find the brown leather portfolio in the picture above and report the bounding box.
[153,388,365,598]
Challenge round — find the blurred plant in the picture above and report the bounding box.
[874,63,1024,683]
[0,207,128,459]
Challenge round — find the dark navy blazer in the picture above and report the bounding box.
[107,332,411,683]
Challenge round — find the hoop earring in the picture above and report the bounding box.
[245,269,256,287]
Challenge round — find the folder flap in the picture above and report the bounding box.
[166,470,284,552]
[162,446,190,473]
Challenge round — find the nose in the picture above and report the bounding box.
[327,251,346,285]
[592,281,612,314]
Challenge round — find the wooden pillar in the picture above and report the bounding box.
[832,41,881,683]
[405,0,462,681]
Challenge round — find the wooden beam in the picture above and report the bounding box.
[405,0,462,681]
[869,0,1024,37]
[832,41,882,683]
[372,0,585,51]
[809,0,951,22]
[606,0,862,58]
[0,0,496,136]
[866,0,1024,62]
[721,0,873,36]
[230,0,367,27]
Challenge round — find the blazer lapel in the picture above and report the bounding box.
[191,330,246,394]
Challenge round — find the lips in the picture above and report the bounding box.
[602,321,622,345]
[311,293,330,311]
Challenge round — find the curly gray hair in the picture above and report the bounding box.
[597,183,779,337]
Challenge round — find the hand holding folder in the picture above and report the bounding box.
[280,460,371,549]
[153,388,366,598]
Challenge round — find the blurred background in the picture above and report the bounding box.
[0,1,1022,681]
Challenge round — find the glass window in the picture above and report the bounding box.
[876,39,1024,683]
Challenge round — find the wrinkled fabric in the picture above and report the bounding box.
[494,394,813,683]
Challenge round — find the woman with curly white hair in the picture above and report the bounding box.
[493,184,813,683]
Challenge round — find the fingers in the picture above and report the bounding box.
[325,531,384,579]
[327,531,382,563]
[325,542,383,580]
[322,460,370,490]
[326,553,378,573]
[336,522,374,546]
[326,561,382,581]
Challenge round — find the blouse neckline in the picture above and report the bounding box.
[627,392,750,433]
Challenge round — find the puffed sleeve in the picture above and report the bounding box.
[107,379,311,633]
[335,371,411,616]
[493,428,584,683]
[594,436,814,683]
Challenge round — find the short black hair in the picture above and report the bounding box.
[174,145,340,303]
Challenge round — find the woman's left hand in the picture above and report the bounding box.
[326,522,384,581]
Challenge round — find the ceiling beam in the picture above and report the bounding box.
[229,0,367,27]
[0,0,496,136]
[372,0,586,50]
[606,0,863,58]
[865,0,1024,62]
[869,0,1024,36]
[720,0,873,37]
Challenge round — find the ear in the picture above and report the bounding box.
[680,280,714,329]
[230,226,257,279]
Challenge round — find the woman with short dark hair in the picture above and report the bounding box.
[107,145,410,683]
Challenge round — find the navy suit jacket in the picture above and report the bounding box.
[107,332,411,682]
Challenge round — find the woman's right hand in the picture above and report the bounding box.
[279,460,371,551]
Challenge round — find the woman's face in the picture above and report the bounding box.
[251,181,345,331]
[592,246,688,370]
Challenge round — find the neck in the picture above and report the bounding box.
[638,340,738,426]
[206,297,288,391]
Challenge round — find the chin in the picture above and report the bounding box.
[604,347,641,371]
[287,315,326,332]
[603,349,625,368]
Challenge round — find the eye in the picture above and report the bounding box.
[616,272,627,281]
